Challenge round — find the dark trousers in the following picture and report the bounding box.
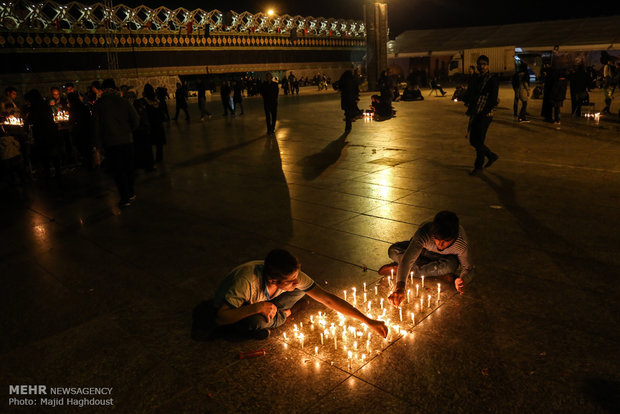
[174,104,189,120]
[154,143,163,162]
[106,144,134,202]
[513,92,519,116]
[192,290,305,341]
[198,97,211,118]
[541,97,553,121]
[518,100,528,120]
[264,103,277,133]
[553,103,562,122]
[469,115,494,170]
[222,98,234,115]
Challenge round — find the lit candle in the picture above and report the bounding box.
[367,301,371,311]
[354,341,358,350]
[410,271,414,284]
[420,297,424,309]
[407,289,411,303]
[348,351,352,370]
[399,307,403,322]
[283,332,288,340]
[438,283,441,298]
[320,333,324,345]
[300,322,303,329]
[294,324,298,332]
[366,339,370,352]
[427,294,431,308]
[310,315,314,323]
[363,292,367,303]
[368,332,371,340]
[300,333,305,348]
[315,346,318,355]
[421,275,425,287]
[411,311,415,325]
[380,298,384,309]
[344,290,347,301]
[352,287,357,303]
[416,284,419,297]
[363,282,367,292]
[375,285,378,295]
[362,354,366,361]
[391,268,394,279]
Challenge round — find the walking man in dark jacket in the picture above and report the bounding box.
[339,70,360,132]
[173,82,189,121]
[464,55,499,175]
[260,73,279,135]
[93,78,140,207]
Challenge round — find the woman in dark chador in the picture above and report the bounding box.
[339,70,360,132]
[133,84,166,170]
[24,89,61,177]
[67,92,93,169]
[142,84,166,163]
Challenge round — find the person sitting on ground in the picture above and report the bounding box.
[430,78,447,96]
[451,85,467,101]
[378,211,472,307]
[193,249,388,340]
[401,85,424,101]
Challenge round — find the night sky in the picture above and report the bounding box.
[116,0,620,37]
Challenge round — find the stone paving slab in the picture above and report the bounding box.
[1,84,619,413]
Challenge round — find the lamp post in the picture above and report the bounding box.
[364,1,388,91]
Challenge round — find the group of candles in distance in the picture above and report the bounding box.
[281,270,443,371]
[3,115,23,126]
[2,111,69,126]
[583,112,601,123]
[53,110,70,123]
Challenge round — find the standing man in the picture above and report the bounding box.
[514,63,530,123]
[260,73,279,135]
[196,80,211,121]
[173,82,190,121]
[93,79,140,208]
[338,69,359,132]
[464,54,499,175]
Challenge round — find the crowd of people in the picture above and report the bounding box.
[0,79,167,207]
[2,58,618,200]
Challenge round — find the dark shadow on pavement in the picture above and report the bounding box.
[299,132,349,180]
[173,135,265,169]
[478,171,615,286]
[582,378,620,413]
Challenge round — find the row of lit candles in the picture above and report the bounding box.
[3,115,23,126]
[54,110,70,123]
[2,112,69,125]
[346,271,424,295]
[279,274,445,370]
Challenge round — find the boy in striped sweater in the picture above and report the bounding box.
[378,211,472,306]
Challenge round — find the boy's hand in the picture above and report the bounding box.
[367,319,388,338]
[255,302,277,322]
[455,277,465,294]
